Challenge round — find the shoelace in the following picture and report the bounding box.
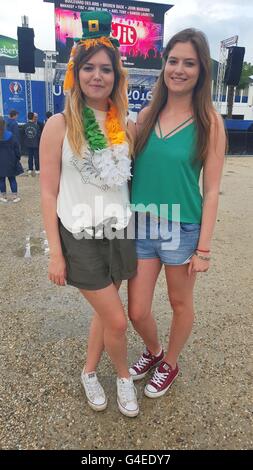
[135,352,152,371]
[85,377,103,398]
[151,368,170,387]
[118,380,136,402]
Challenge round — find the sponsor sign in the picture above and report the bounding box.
[0,36,18,60]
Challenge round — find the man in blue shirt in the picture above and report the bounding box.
[6,110,20,145]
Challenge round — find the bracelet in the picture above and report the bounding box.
[194,251,211,261]
[196,248,210,253]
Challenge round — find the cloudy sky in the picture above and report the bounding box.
[0,0,252,62]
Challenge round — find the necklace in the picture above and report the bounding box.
[83,103,126,151]
[157,115,193,140]
[76,104,131,188]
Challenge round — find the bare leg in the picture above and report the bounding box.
[80,282,129,378]
[128,259,162,354]
[164,265,197,369]
[84,311,105,373]
[84,281,121,373]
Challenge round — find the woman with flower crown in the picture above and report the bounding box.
[40,11,139,418]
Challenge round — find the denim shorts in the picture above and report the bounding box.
[135,213,200,265]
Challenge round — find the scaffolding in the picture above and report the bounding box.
[44,51,58,114]
[214,35,238,113]
[24,74,33,113]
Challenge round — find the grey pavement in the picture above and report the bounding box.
[0,157,252,450]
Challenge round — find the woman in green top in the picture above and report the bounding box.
[128,29,226,398]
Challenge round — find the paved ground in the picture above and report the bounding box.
[0,157,252,450]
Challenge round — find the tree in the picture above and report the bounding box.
[238,62,253,90]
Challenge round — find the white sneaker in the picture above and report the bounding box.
[12,197,21,203]
[117,376,139,417]
[35,170,40,175]
[81,371,107,411]
[0,197,8,203]
[27,170,33,176]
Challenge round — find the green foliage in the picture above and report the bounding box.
[238,62,253,90]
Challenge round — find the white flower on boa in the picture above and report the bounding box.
[93,142,131,188]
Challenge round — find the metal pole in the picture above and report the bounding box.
[214,36,238,114]
[44,51,58,114]
[21,16,33,113]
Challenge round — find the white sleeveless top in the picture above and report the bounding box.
[57,108,132,234]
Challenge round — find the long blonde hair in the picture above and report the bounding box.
[135,28,217,162]
[64,44,133,157]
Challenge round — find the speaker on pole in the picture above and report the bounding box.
[224,46,245,86]
[17,27,35,73]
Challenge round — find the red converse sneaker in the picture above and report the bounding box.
[129,348,164,380]
[144,361,179,398]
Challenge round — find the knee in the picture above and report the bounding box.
[110,316,128,337]
[128,305,148,324]
[169,295,193,316]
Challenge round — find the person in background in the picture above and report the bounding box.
[42,111,53,130]
[33,112,44,135]
[40,11,138,417]
[0,115,23,203]
[128,29,226,399]
[45,111,53,122]
[6,109,20,146]
[23,112,41,175]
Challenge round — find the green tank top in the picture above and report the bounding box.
[131,122,203,223]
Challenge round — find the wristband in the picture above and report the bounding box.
[194,251,211,261]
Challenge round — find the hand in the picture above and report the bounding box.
[48,254,66,286]
[188,254,210,276]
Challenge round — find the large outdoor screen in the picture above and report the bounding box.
[44,0,172,69]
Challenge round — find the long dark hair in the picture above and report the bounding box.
[135,28,217,162]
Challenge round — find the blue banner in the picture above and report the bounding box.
[1,79,27,123]
[53,84,65,114]
[0,79,65,123]
[1,78,152,120]
[31,81,46,122]
[128,86,152,113]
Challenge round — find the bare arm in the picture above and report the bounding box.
[198,113,226,251]
[39,113,66,285]
[188,113,226,275]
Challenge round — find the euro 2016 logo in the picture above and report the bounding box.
[9,81,22,95]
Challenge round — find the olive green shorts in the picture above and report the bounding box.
[59,220,137,290]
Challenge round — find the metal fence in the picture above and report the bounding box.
[18,125,253,157]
